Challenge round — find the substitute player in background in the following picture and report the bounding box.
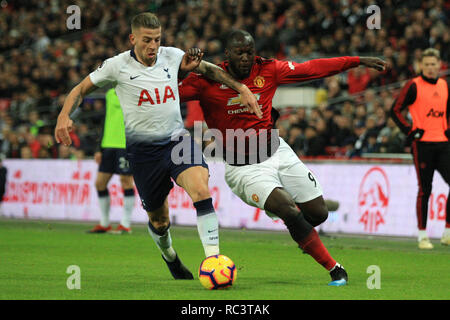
[391,48,450,249]
[179,30,387,286]
[88,88,135,235]
[55,13,261,280]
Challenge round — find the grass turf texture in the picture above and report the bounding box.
[0,218,449,300]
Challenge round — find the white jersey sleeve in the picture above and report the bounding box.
[166,47,185,71]
[89,56,121,87]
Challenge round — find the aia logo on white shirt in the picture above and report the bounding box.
[138,86,176,106]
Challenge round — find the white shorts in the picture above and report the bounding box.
[224,138,323,216]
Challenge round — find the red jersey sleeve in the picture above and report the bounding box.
[179,72,203,103]
[275,56,360,85]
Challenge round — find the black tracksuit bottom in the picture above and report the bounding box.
[411,141,450,230]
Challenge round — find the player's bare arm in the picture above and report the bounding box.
[359,57,387,71]
[180,48,262,119]
[55,76,98,146]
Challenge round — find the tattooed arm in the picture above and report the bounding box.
[55,76,98,146]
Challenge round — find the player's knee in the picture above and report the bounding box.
[315,207,328,225]
[302,202,328,227]
[275,200,300,221]
[149,216,170,234]
[120,175,134,189]
[95,180,107,191]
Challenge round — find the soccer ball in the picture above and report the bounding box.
[198,254,237,290]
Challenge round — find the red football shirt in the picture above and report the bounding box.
[179,56,360,162]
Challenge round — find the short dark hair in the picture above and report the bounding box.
[131,12,161,32]
[226,30,254,49]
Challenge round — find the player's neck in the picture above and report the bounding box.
[420,72,438,84]
[226,65,247,80]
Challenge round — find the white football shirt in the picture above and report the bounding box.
[89,46,185,144]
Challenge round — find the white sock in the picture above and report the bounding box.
[418,230,428,241]
[120,195,134,228]
[147,223,177,262]
[98,193,110,227]
[197,212,220,257]
[329,262,341,272]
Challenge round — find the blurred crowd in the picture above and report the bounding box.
[0,0,449,160]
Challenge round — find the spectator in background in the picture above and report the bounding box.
[352,122,368,157]
[287,125,304,155]
[295,106,308,130]
[24,131,41,158]
[363,131,381,154]
[347,66,371,94]
[58,144,74,159]
[78,123,98,157]
[365,114,380,137]
[354,103,367,126]
[324,76,342,99]
[340,100,354,119]
[28,110,44,136]
[378,118,406,154]
[363,89,378,114]
[343,137,358,158]
[374,107,387,131]
[303,126,326,157]
[315,117,330,146]
[334,115,354,147]
[37,130,58,159]
[4,132,23,159]
[38,147,51,159]
[20,146,33,159]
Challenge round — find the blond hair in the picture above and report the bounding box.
[421,48,440,61]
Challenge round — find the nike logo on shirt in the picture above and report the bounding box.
[130,75,140,80]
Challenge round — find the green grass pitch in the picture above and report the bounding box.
[0,218,448,300]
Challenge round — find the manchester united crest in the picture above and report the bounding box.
[253,76,265,88]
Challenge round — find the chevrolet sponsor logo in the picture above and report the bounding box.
[227,93,261,106]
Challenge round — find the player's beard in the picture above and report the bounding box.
[138,49,157,66]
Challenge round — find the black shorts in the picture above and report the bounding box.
[127,135,208,212]
[98,148,132,175]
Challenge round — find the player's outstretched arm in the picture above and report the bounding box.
[359,57,387,71]
[55,76,98,146]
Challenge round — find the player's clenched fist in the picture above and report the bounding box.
[181,48,204,72]
[55,114,74,146]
